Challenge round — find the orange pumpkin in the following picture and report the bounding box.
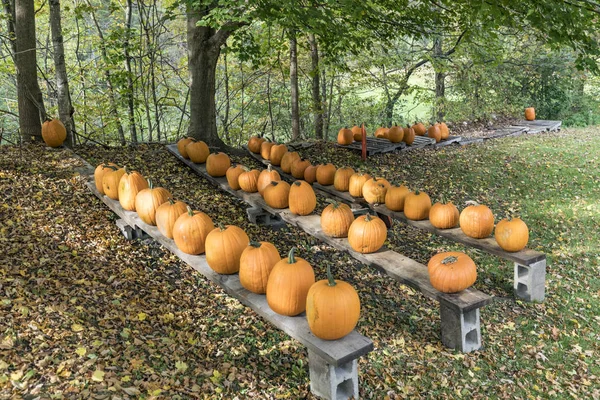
[238,168,261,193]
[351,125,363,141]
[289,181,316,216]
[495,218,529,252]
[337,128,354,145]
[41,119,67,147]
[362,178,391,204]
[429,201,459,229]
[257,165,281,196]
[428,125,441,143]
[102,166,125,200]
[439,122,449,140]
[155,198,188,239]
[460,204,495,239]
[186,140,210,163]
[177,137,195,158]
[172,206,214,255]
[248,136,266,153]
[428,252,477,293]
[205,224,249,274]
[384,184,410,212]
[269,144,288,166]
[374,127,388,138]
[348,214,387,254]
[239,241,281,294]
[291,158,311,179]
[94,163,118,194]
[412,122,426,136]
[525,107,535,121]
[333,167,355,192]
[321,200,354,238]
[404,190,432,221]
[348,172,372,197]
[263,181,291,209]
[304,164,321,184]
[226,164,245,190]
[387,124,404,143]
[260,142,275,160]
[135,179,172,225]
[316,164,336,186]
[206,152,231,177]
[403,126,415,145]
[118,169,149,211]
[280,151,300,174]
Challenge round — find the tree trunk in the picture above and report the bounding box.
[2,0,17,56]
[124,0,137,144]
[308,34,323,140]
[433,37,446,122]
[289,31,300,141]
[15,0,46,142]
[49,0,75,147]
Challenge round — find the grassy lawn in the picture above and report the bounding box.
[1,126,599,398]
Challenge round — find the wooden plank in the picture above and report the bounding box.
[435,135,462,147]
[86,180,373,367]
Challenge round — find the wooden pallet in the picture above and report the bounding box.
[461,120,562,145]
[335,137,406,155]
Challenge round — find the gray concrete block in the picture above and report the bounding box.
[440,304,482,353]
[115,218,150,240]
[308,349,359,400]
[514,260,546,302]
[246,206,285,229]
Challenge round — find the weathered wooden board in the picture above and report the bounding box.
[435,135,462,147]
[86,180,373,367]
[336,137,406,155]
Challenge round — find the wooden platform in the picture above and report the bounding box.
[335,137,406,156]
[461,120,562,145]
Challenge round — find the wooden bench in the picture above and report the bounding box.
[244,146,547,303]
[168,145,493,353]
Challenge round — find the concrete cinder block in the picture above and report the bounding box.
[514,260,546,302]
[246,206,285,229]
[440,304,482,353]
[115,218,150,240]
[308,350,359,400]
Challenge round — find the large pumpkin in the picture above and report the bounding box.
[321,200,354,238]
[412,122,426,136]
[102,166,125,200]
[348,214,387,254]
[428,252,477,293]
[427,124,441,143]
[439,122,449,140]
[257,164,281,195]
[362,178,390,204]
[429,201,459,229]
[374,127,388,138]
[94,163,118,194]
[155,198,188,239]
[460,204,495,239]
[205,224,249,274]
[280,151,300,174]
[269,144,288,166]
[260,141,275,160]
[291,158,311,179]
[316,164,336,186]
[135,179,172,225]
[333,167,355,192]
[351,125,363,141]
[266,248,315,316]
[238,168,261,193]
[337,128,354,145]
[525,107,535,121]
[385,184,410,212]
[289,181,316,216]
[239,241,281,294]
[248,136,266,153]
[172,206,215,255]
[306,263,361,340]
[348,172,372,197]
[41,119,67,147]
[226,164,245,190]
[403,126,416,145]
[118,169,149,211]
[404,190,432,221]
[387,124,404,143]
[177,137,195,158]
[304,164,321,184]
[206,152,231,177]
[263,181,291,209]
[495,218,529,252]
[186,141,210,163]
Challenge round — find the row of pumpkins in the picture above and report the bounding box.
[177,137,483,295]
[94,161,360,341]
[336,122,450,146]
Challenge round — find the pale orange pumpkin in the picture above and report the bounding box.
[238,168,261,193]
[348,214,387,254]
[374,127,389,138]
[403,190,432,221]
[321,199,354,238]
[316,164,336,186]
[118,169,149,211]
[429,201,459,229]
[280,151,300,174]
[41,119,67,147]
[333,167,355,192]
[186,141,210,163]
[94,163,118,194]
[289,181,316,216]
[205,224,249,274]
[248,136,266,153]
[239,241,281,294]
[226,164,245,190]
[172,206,215,255]
[525,107,535,121]
[384,184,410,212]
[155,198,188,239]
[260,141,275,160]
[403,126,416,145]
[428,125,441,143]
[460,204,495,239]
[362,178,391,204]
[439,122,450,140]
[257,165,281,196]
[206,152,231,177]
[351,125,363,141]
[428,252,477,293]
[348,172,372,197]
[337,128,354,145]
[269,144,288,166]
[102,166,125,200]
[177,137,195,158]
[291,158,311,179]
[387,124,404,143]
[495,218,529,252]
[134,179,172,225]
[263,181,291,209]
[304,164,321,184]
[412,122,426,136]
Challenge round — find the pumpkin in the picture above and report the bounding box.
[186,140,210,163]
[155,198,188,239]
[226,164,245,190]
[427,124,441,143]
[118,169,149,211]
[362,178,390,204]
[429,201,459,229]
[177,137,195,158]
[374,127,388,138]
[495,218,529,252]
[525,107,535,121]
[316,164,336,186]
[206,152,231,177]
[266,248,315,316]
[41,119,67,147]
[135,178,172,225]
[337,128,354,145]
[387,124,404,143]
[459,203,495,239]
[348,214,387,254]
[269,144,288,166]
[348,172,372,197]
[205,223,249,274]
[248,136,266,153]
[289,181,316,216]
[404,190,432,221]
[351,125,363,141]
[172,206,214,255]
[439,122,449,140]
[321,199,354,238]
[304,164,321,184]
[412,122,427,136]
[385,184,410,211]
[238,168,261,193]
[263,181,290,209]
[257,164,281,195]
[306,263,361,340]
[94,163,118,194]
[428,252,477,293]
[102,166,125,200]
[333,167,355,192]
[403,126,415,145]
[239,241,281,294]
[280,151,300,174]
[260,141,275,160]
[291,158,311,179]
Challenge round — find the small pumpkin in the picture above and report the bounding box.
[412,122,426,136]
[304,164,321,184]
[266,248,315,316]
[289,181,316,216]
[525,107,535,121]
[429,201,459,229]
[102,166,125,200]
[403,126,415,145]
[239,241,281,294]
[280,151,300,174]
[172,206,214,255]
[428,252,477,293]
[362,178,391,204]
[263,181,291,209]
[248,136,266,153]
[348,214,387,254]
[269,144,288,166]
[385,184,410,211]
[118,168,149,211]
[387,124,404,143]
[226,164,245,190]
[374,127,388,138]
[177,137,195,158]
[337,127,354,145]
[186,140,210,163]
[306,263,361,340]
[321,199,354,238]
[206,152,231,177]
[135,178,172,225]
[495,218,529,252]
[94,163,118,194]
[333,167,355,192]
[41,119,67,147]
[155,198,188,239]
[348,172,372,197]
[439,122,449,140]
[351,125,363,141]
[460,203,495,239]
[291,158,311,179]
[205,223,249,274]
[238,168,261,193]
[427,124,441,143]
[260,141,275,160]
[316,164,336,186]
[404,190,432,221]
[257,165,281,195]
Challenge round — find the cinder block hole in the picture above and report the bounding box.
[516,282,529,298]
[336,378,356,400]
[463,310,478,328]
[465,329,479,346]
[518,265,530,278]
[334,361,354,380]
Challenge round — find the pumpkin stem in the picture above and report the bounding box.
[249,241,261,248]
[217,222,226,231]
[293,181,302,186]
[147,178,153,189]
[326,263,337,287]
[123,166,128,174]
[167,197,175,205]
[267,164,273,172]
[441,256,458,265]
[415,189,421,195]
[104,165,118,171]
[325,198,339,208]
[270,181,278,186]
[287,247,296,264]
[364,213,372,222]
[186,206,194,216]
